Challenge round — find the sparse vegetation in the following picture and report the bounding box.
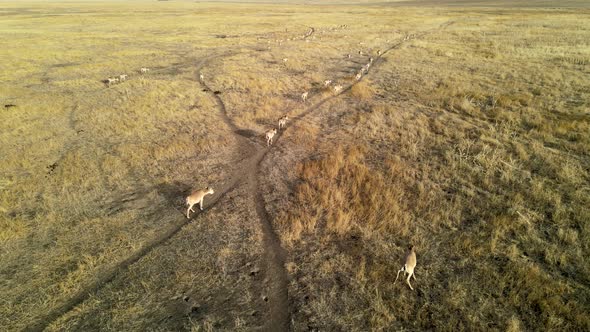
[266,8,590,331]
[1,1,589,331]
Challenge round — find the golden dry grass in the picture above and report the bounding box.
[1,1,589,331]
[264,6,590,332]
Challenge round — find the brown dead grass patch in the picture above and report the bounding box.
[350,80,375,101]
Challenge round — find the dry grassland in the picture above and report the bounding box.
[1,1,589,331]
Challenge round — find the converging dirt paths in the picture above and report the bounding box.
[27,21,454,331]
[194,27,440,329]
[200,71,290,330]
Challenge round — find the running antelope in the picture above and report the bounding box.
[301,91,309,102]
[278,116,288,130]
[186,186,215,218]
[119,74,128,81]
[140,67,150,73]
[106,77,119,86]
[394,245,417,290]
[265,128,277,146]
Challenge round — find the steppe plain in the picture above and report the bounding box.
[1,0,589,330]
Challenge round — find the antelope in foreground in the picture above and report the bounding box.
[186,186,215,218]
[394,245,417,290]
[301,91,309,102]
[265,128,277,146]
[140,67,150,73]
[278,116,288,130]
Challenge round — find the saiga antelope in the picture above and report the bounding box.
[265,128,277,146]
[394,245,417,290]
[301,91,309,102]
[278,116,288,130]
[186,186,215,218]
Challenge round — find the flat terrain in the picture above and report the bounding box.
[1,1,589,331]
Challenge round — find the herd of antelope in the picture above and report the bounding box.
[104,67,150,87]
[184,31,419,290]
[261,49,376,148]
[258,24,349,48]
[185,45,386,217]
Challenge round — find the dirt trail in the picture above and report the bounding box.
[243,21,456,331]
[24,52,244,332]
[250,172,290,331]
[194,31,415,329]
[200,72,289,330]
[26,22,454,331]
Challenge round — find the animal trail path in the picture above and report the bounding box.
[24,53,239,332]
[232,21,455,331]
[27,21,454,332]
[200,73,289,331]
[194,27,420,328]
